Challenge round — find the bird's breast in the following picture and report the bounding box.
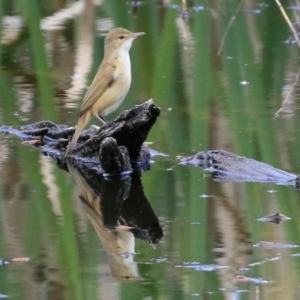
[115,51,132,86]
[95,52,132,117]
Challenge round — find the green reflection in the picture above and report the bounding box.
[0,1,300,299]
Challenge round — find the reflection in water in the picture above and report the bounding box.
[66,159,163,282]
[1,16,23,45]
[212,195,253,295]
[2,1,300,299]
[176,14,195,99]
[63,0,96,104]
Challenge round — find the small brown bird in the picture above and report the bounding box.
[65,27,145,156]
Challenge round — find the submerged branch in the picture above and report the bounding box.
[180,149,300,189]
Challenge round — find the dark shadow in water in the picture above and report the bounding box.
[66,159,163,281]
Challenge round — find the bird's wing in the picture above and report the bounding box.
[79,62,117,117]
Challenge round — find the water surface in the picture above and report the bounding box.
[1,1,300,299]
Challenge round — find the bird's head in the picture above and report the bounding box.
[104,27,145,53]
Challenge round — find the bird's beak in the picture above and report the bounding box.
[132,32,146,38]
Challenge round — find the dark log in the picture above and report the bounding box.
[0,100,160,175]
[73,99,160,159]
[99,137,132,175]
[180,149,300,189]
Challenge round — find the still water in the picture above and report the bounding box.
[1,0,300,299]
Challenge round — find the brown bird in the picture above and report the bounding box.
[65,27,145,156]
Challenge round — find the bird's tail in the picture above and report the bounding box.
[65,111,92,156]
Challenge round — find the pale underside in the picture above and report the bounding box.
[80,50,132,118]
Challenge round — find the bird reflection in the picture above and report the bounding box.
[66,159,163,282]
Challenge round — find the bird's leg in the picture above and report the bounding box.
[96,114,108,125]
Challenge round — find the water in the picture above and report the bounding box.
[1,0,300,299]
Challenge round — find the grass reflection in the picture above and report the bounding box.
[0,0,300,299]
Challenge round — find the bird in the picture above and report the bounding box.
[65,27,145,156]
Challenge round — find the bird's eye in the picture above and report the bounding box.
[119,35,125,40]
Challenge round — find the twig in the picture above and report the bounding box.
[275,0,300,49]
[274,66,300,117]
[217,0,242,56]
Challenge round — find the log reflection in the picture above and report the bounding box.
[67,159,163,282]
